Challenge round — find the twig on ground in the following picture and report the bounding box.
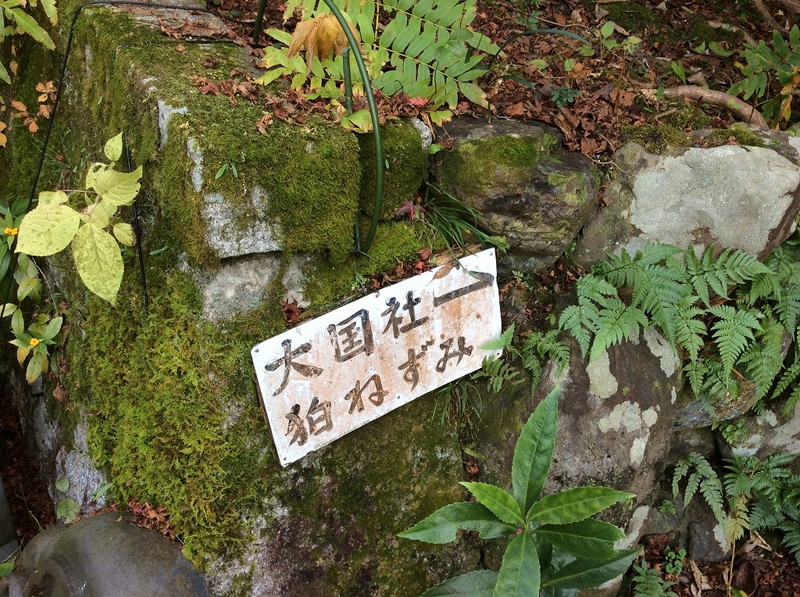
[754,0,786,31]
[641,86,769,129]
[707,20,757,46]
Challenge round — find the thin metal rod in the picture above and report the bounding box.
[318,0,384,254]
[342,47,353,114]
[123,134,149,311]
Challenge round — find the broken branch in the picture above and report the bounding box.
[641,86,769,130]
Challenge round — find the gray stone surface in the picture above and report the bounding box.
[3,512,208,596]
[574,138,800,267]
[719,399,800,458]
[202,186,283,259]
[0,478,18,563]
[475,328,683,526]
[432,118,599,272]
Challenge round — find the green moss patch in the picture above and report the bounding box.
[436,131,560,196]
[359,120,428,218]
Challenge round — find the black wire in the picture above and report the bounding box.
[1,0,252,314]
[123,134,149,311]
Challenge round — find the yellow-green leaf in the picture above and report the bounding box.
[39,0,57,24]
[0,61,10,85]
[0,303,17,317]
[38,190,69,206]
[104,132,123,162]
[113,222,135,246]
[87,202,110,228]
[90,166,142,206]
[16,203,81,256]
[16,344,31,367]
[340,109,373,132]
[71,223,123,304]
[26,351,46,383]
[10,7,54,48]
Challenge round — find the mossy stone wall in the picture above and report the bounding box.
[0,3,474,594]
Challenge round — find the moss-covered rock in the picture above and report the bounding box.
[431,118,598,272]
[1,3,475,594]
[359,119,428,218]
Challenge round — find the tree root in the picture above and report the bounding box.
[641,85,769,130]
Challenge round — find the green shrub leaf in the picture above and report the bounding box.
[527,487,635,524]
[460,482,524,525]
[56,497,80,523]
[512,387,558,515]
[420,570,498,596]
[16,204,81,256]
[104,133,123,162]
[113,223,135,247]
[494,532,540,597]
[9,8,55,49]
[542,548,640,589]
[532,519,623,559]
[71,223,123,304]
[398,502,516,544]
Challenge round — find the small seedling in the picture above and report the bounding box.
[214,161,239,180]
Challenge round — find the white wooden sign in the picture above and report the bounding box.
[251,248,502,466]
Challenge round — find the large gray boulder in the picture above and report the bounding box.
[432,118,599,272]
[1,512,209,596]
[475,328,683,522]
[573,132,800,267]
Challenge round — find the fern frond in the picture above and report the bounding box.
[708,305,762,369]
[674,296,707,362]
[740,315,786,400]
[686,245,772,306]
[590,302,648,361]
[775,284,800,334]
[749,500,786,531]
[684,359,709,397]
[779,522,800,565]
[521,329,569,388]
[724,495,750,543]
[674,453,726,524]
[560,273,619,357]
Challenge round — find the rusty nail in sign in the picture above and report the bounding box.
[251,248,502,466]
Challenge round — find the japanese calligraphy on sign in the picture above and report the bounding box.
[251,249,502,466]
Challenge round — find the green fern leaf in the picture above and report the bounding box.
[708,305,762,369]
[674,296,707,361]
[740,315,786,400]
[590,302,648,361]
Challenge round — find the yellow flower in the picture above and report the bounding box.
[4,227,18,236]
[29,337,40,347]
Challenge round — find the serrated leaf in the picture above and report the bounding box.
[460,482,524,525]
[513,387,558,515]
[71,223,123,304]
[90,166,142,206]
[113,222,135,246]
[16,204,81,256]
[104,133,123,162]
[532,519,623,559]
[421,570,498,596]
[56,497,80,523]
[527,487,635,524]
[543,549,640,589]
[38,191,69,206]
[398,502,516,544]
[494,532,539,597]
[55,476,70,492]
[39,0,57,23]
[88,202,110,228]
